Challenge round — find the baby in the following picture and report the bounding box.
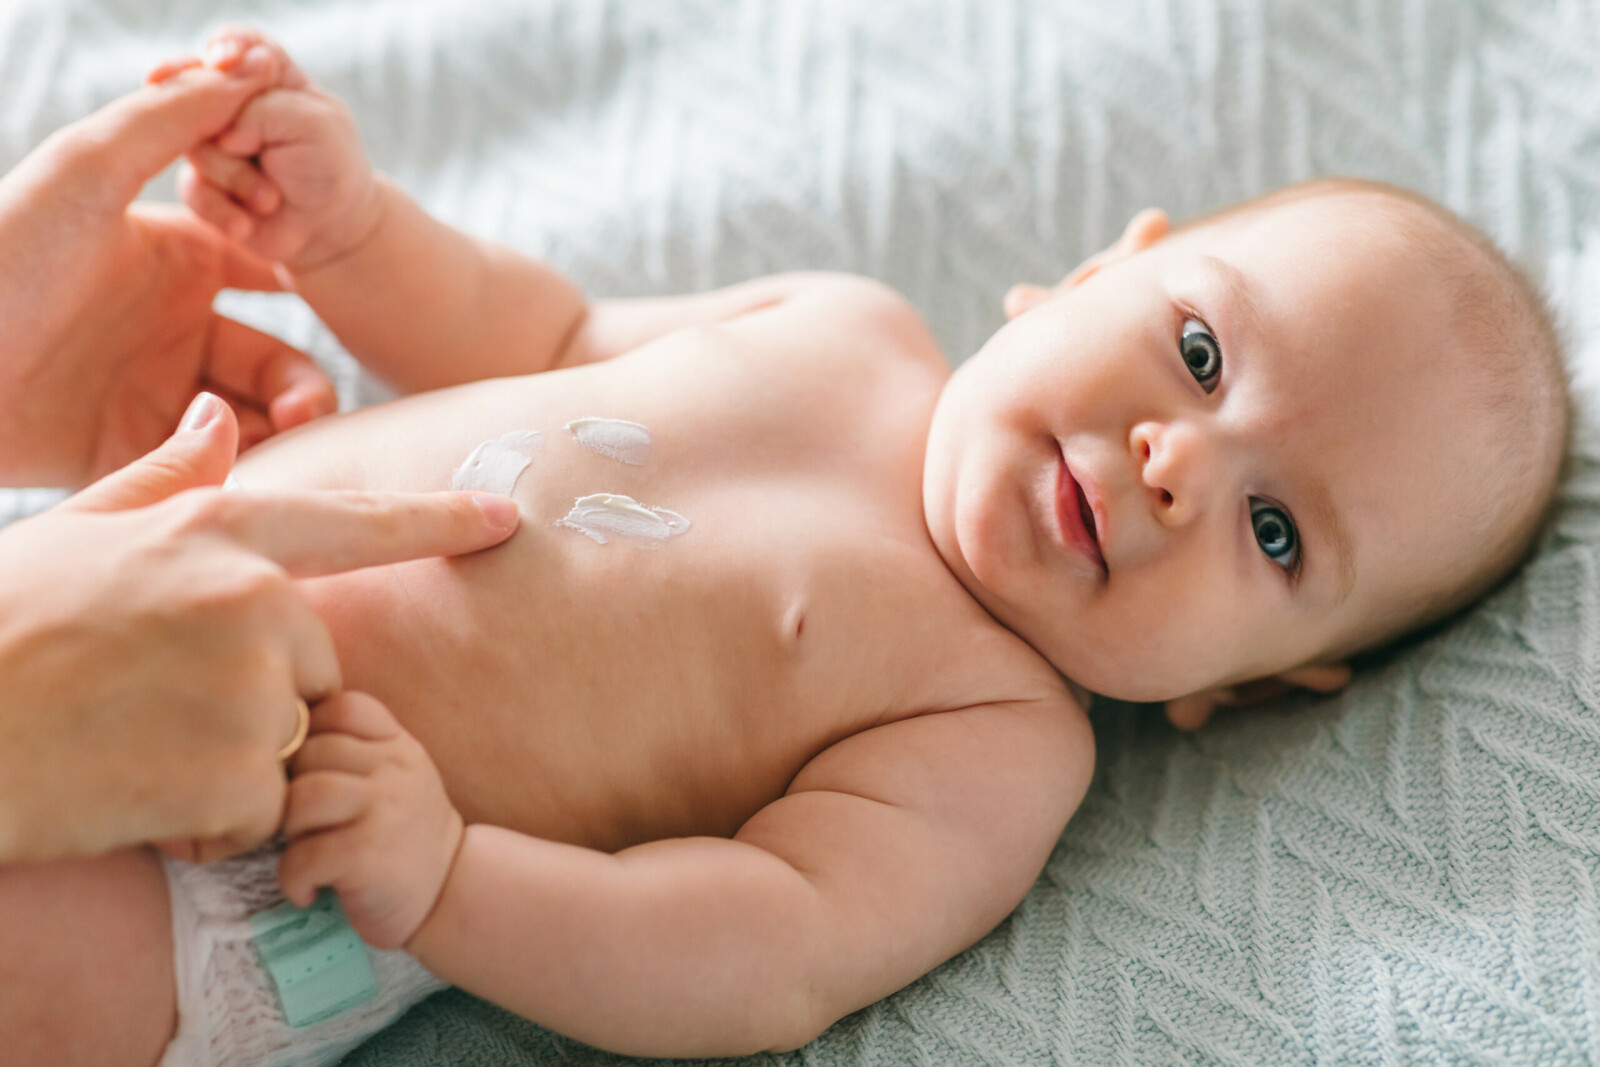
[5,30,1570,1067]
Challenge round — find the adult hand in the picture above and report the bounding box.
[0,393,520,865]
[0,43,337,488]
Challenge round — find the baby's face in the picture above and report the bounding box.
[924,194,1499,702]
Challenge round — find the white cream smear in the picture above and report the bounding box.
[450,430,545,493]
[565,417,651,465]
[557,493,690,546]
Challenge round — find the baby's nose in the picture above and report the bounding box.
[1129,421,1216,526]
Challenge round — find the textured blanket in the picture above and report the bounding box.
[4,1,1600,1063]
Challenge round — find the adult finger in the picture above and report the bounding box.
[286,595,343,709]
[202,365,290,448]
[218,228,287,291]
[64,394,238,513]
[47,53,287,211]
[145,56,202,85]
[152,837,199,863]
[226,397,276,453]
[220,489,521,577]
[161,759,290,864]
[204,315,338,432]
[125,202,284,292]
[191,812,284,865]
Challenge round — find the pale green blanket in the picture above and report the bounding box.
[3,1,1597,1062]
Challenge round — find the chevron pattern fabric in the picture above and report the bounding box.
[3,1,1600,1063]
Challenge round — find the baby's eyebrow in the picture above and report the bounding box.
[1300,473,1357,606]
[1198,254,1261,329]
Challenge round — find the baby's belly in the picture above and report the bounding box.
[234,376,877,851]
[301,535,831,850]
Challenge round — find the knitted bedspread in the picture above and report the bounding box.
[4,1,1600,1062]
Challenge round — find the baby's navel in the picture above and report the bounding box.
[781,599,808,646]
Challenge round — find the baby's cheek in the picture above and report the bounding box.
[1066,580,1253,702]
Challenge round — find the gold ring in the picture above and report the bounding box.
[277,697,311,762]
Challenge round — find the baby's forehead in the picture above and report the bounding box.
[1196,188,1456,277]
[1179,187,1556,643]
[1173,195,1458,374]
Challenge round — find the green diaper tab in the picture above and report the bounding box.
[249,889,378,1028]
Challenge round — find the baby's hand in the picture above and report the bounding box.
[154,28,381,273]
[277,692,465,951]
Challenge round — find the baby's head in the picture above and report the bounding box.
[923,177,1569,721]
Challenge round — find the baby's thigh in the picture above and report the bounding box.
[0,845,175,1067]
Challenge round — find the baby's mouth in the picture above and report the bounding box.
[1055,452,1106,573]
[1076,479,1099,548]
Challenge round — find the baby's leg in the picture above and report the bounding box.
[0,845,176,1066]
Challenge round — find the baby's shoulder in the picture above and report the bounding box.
[722,272,949,381]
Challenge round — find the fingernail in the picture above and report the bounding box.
[472,493,520,528]
[204,38,244,69]
[180,392,224,433]
[236,44,271,78]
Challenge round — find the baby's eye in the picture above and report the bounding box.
[1250,499,1298,570]
[1180,318,1222,393]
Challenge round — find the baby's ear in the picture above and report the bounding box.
[1003,207,1170,320]
[1274,662,1352,694]
[1162,661,1351,732]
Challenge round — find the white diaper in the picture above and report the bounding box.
[158,845,446,1067]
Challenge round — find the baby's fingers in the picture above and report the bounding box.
[289,730,384,777]
[188,142,280,214]
[177,160,254,240]
[202,26,311,89]
[278,827,352,907]
[281,770,368,840]
[306,691,405,742]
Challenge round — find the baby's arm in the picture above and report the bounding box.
[282,691,1093,1056]
[172,31,586,394]
[179,35,927,391]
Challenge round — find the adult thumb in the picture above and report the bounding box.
[66,393,240,514]
[37,53,285,212]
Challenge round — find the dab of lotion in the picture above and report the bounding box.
[565,417,651,465]
[557,493,690,546]
[450,431,545,494]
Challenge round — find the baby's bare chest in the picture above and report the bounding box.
[257,326,1003,848]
